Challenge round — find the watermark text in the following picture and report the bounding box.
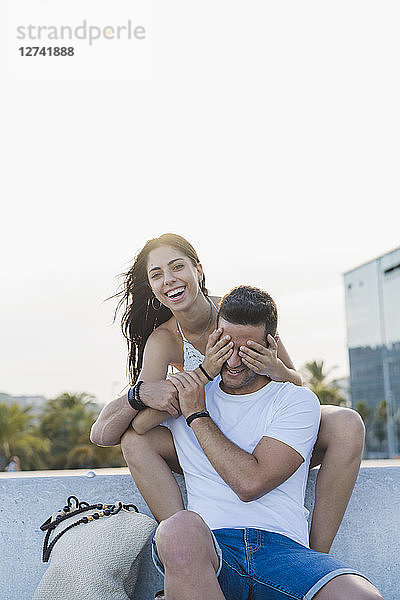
[17,20,146,46]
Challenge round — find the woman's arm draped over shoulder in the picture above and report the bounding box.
[90,328,179,446]
[274,337,303,386]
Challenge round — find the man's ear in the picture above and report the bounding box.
[265,333,278,348]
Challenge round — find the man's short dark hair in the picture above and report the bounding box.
[218,286,278,342]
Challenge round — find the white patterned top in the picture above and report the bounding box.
[176,321,205,371]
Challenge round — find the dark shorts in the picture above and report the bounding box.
[152,527,370,599]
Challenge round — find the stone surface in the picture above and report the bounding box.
[0,467,398,600]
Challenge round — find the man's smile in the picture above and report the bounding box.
[224,366,247,376]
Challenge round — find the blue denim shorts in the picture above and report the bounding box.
[152,527,370,599]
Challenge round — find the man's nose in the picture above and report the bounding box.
[226,347,242,369]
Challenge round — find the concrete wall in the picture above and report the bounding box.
[0,466,398,600]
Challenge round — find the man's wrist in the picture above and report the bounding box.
[186,410,211,427]
[182,404,207,419]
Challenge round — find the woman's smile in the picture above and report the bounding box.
[164,286,187,303]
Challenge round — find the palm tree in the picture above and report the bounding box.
[67,441,124,469]
[0,403,50,470]
[302,360,346,406]
[355,400,371,424]
[38,392,124,469]
[372,399,387,450]
[375,399,387,422]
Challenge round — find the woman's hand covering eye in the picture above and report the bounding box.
[202,328,234,378]
[238,334,279,376]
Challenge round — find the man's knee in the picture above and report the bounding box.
[365,591,384,600]
[314,574,383,600]
[155,511,217,572]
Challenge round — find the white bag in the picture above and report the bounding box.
[34,497,157,600]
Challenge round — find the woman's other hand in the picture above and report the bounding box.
[140,380,181,418]
[238,334,281,378]
[202,328,234,378]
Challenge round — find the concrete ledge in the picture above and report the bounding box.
[1,466,398,600]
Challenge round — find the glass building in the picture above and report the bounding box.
[344,247,400,457]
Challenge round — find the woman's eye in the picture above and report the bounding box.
[151,272,161,279]
[174,264,184,270]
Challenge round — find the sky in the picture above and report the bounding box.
[2,0,399,406]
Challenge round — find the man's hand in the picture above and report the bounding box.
[238,334,280,377]
[169,371,206,419]
[139,380,181,418]
[201,328,233,378]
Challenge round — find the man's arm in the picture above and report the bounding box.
[90,329,180,446]
[190,418,303,502]
[169,372,315,502]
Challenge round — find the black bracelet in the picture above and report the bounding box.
[199,363,213,382]
[127,381,147,411]
[186,410,211,427]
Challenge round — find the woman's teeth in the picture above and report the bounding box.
[166,287,185,299]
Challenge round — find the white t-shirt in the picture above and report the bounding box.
[165,378,321,547]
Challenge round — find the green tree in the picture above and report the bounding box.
[372,399,387,450]
[0,403,50,470]
[355,400,371,424]
[302,360,346,406]
[376,399,387,422]
[38,392,124,469]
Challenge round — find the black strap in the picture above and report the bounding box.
[199,363,213,381]
[186,410,211,427]
[128,380,147,411]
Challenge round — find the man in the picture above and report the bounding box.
[151,286,382,600]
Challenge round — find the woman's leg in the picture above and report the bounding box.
[121,425,185,522]
[309,406,365,553]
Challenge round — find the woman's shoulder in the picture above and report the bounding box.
[154,315,178,336]
[209,295,221,307]
[146,317,182,361]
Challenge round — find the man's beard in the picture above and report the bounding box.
[220,363,258,392]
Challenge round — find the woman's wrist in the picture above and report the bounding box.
[201,359,219,379]
[266,358,288,382]
[268,359,302,385]
[195,365,212,384]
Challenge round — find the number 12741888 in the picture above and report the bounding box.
[19,47,75,56]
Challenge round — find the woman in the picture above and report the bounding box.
[91,233,364,555]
